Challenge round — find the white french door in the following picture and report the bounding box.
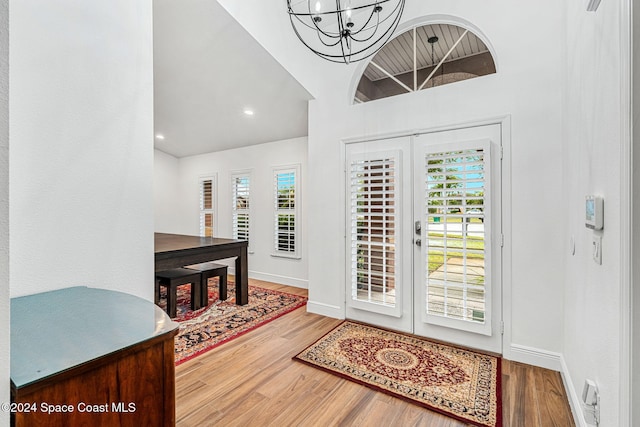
[345,124,503,354]
[413,125,502,353]
[345,136,414,333]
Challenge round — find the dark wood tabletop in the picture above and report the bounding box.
[154,233,248,305]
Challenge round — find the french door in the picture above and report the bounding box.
[345,124,502,354]
[345,136,414,333]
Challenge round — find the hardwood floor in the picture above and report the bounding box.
[175,280,575,427]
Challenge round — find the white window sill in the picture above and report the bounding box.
[270,253,302,260]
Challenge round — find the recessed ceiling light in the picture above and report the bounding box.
[243,109,254,116]
[155,134,165,140]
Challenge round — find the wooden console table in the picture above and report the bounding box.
[155,233,249,305]
[10,286,179,427]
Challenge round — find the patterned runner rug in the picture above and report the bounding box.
[158,279,307,365]
[294,321,501,427]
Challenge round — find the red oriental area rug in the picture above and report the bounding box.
[158,279,307,365]
[294,321,502,427]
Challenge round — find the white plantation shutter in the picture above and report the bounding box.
[423,142,491,328]
[273,165,300,258]
[199,176,216,237]
[348,152,400,311]
[232,173,250,242]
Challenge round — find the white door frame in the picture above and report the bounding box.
[341,116,512,353]
[623,1,634,424]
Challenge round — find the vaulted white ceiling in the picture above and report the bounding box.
[153,0,313,158]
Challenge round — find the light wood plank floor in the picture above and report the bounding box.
[175,280,575,427]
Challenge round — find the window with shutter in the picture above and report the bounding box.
[273,165,300,258]
[232,173,250,243]
[424,146,488,324]
[349,154,399,309]
[199,176,216,237]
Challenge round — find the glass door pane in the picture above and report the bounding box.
[350,157,397,308]
[424,147,487,323]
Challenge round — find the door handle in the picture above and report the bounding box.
[415,239,422,247]
[415,221,421,234]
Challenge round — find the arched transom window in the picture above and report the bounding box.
[355,23,496,103]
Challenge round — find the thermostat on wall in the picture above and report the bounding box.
[585,196,603,230]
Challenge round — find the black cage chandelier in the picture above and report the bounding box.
[287,0,405,64]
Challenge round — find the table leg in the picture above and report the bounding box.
[235,247,248,305]
[154,279,160,304]
[219,273,228,301]
[200,276,209,307]
[191,281,201,311]
[167,284,177,318]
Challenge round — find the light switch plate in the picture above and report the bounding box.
[592,235,602,265]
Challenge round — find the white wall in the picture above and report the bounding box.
[0,0,9,423]
[154,137,309,288]
[220,0,567,361]
[154,149,182,233]
[9,0,154,300]
[208,6,634,424]
[562,1,628,425]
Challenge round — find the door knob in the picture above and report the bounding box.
[415,239,422,247]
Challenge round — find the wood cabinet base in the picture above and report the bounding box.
[11,335,176,427]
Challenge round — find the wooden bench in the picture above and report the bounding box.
[155,268,202,318]
[184,262,228,307]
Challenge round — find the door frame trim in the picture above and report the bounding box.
[341,115,512,355]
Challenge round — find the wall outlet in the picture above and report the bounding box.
[582,379,600,426]
[583,393,600,425]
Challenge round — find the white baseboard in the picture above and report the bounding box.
[248,270,308,289]
[307,300,344,319]
[507,343,563,371]
[225,265,308,289]
[560,355,588,427]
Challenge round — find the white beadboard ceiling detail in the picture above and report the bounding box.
[364,24,489,82]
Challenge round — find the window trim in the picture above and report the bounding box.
[198,174,217,237]
[231,169,252,252]
[348,16,499,105]
[271,164,301,259]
